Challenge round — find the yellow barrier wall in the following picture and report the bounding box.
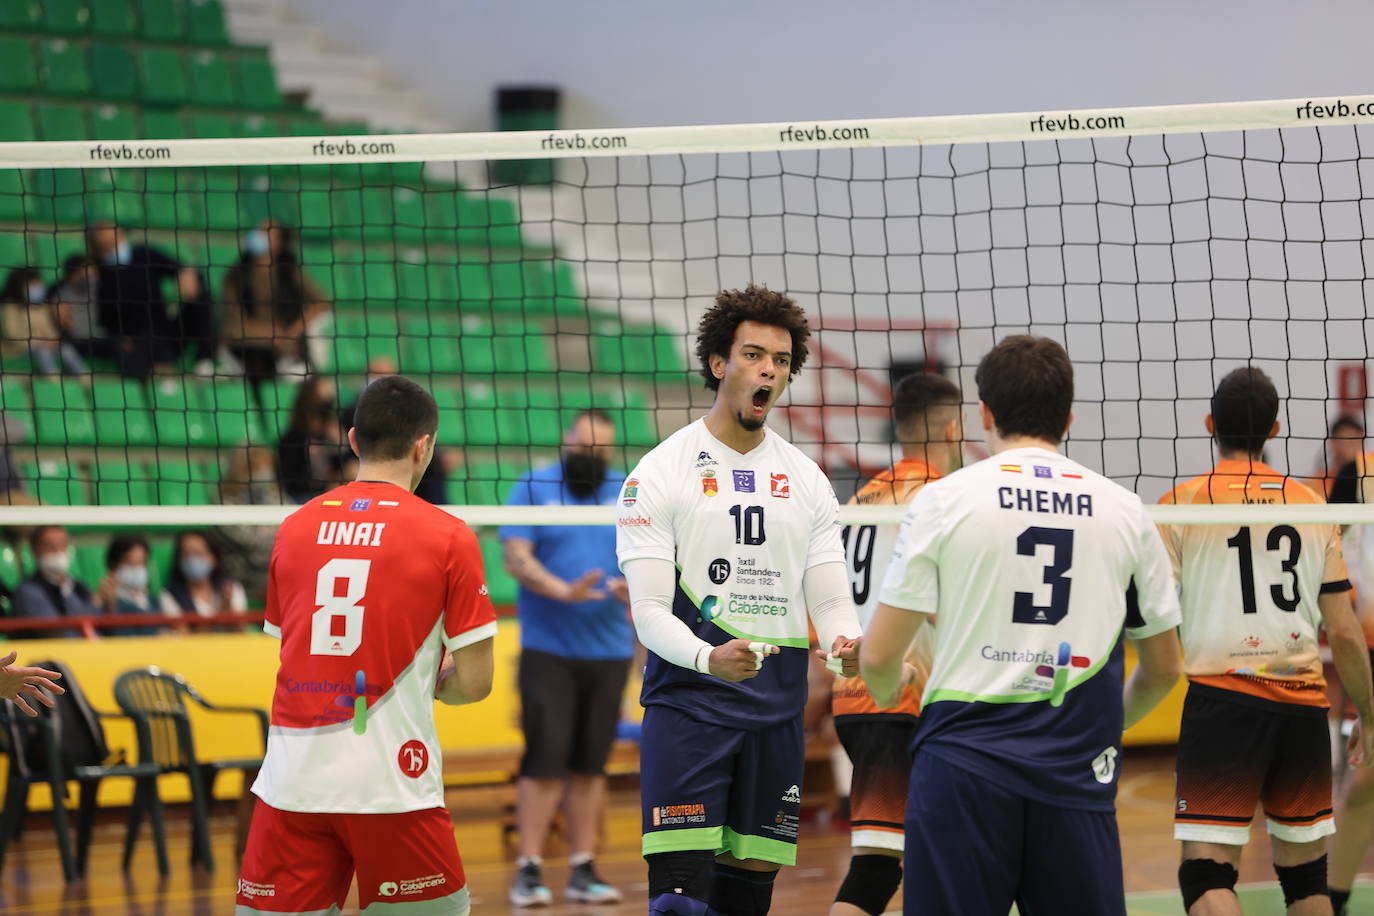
[3,625,1184,811]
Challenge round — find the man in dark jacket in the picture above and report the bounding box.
[12,526,98,638]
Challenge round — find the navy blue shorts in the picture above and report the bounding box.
[639,704,804,866]
[905,751,1125,916]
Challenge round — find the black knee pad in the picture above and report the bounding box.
[709,864,777,916]
[647,849,716,902]
[1275,854,1328,907]
[835,854,903,915]
[1179,858,1238,912]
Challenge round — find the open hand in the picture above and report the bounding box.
[563,569,607,603]
[1350,717,1374,769]
[0,651,64,717]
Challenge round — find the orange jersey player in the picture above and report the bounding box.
[829,372,962,916]
[235,376,497,916]
[1159,368,1374,916]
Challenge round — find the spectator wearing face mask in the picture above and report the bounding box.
[49,254,103,359]
[160,531,247,621]
[12,526,99,638]
[220,219,332,384]
[499,409,633,906]
[277,375,345,503]
[86,222,216,379]
[96,534,161,635]
[215,446,282,597]
[0,267,89,377]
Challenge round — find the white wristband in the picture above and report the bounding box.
[693,644,713,674]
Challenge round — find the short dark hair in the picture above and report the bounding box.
[351,375,438,460]
[892,372,962,441]
[106,534,149,571]
[695,284,810,392]
[1331,414,1364,437]
[167,530,225,590]
[1211,367,1279,456]
[974,335,1074,444]
[29,525,65,555]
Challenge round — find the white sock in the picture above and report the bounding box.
[570,852,594,868]
[517,855,543,869]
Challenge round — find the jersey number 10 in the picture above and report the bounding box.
[311,558,371,656]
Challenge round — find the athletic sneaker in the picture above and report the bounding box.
[566,860,623,903]
[510,861,553,908]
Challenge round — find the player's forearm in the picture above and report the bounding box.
[803,562,861,649]
[1122,668,1176,730]
[1332,622,1374,724]
[503,541,575,601]
[623,557,713,673]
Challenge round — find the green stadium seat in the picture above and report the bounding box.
[285,115,326,137]
[31,377,95,445]
[93,460,156,506]
[138,47,188,105]
[0,541,22,591]
[148,538,173,592]
[493,317,554,373]
[257,379,299,441]
[71,542,104,584]
[394,258,428,306]
[90,0,136,35]
[186,0,228,44]
[456,462,505,505]
[0,102,35,142]
[92,376,156,446]
[36,102,88,141]
[459,384,498,445]
[236,55,282,109]
[426,263,460,302]
[0,376,33,443]
[0,173,24,222]
[42,0,89,33]
[0,37,37,93]
[137,0,185,40]
[22,459,86,506]
[38,38,93,95]
[189,112,234,138]
[141,108,187,139]
[150,377,214,446]
[187,49,235,107]
[399,316,462,376]
[326,312,367,374]
[362,261,398,300]
[0,0,41,29]
[154,457,212,505]
[204,378,260,446]
[91,104,138,140]
[455,317,495,375]
[89,41,138,100]
[233,113,276,138]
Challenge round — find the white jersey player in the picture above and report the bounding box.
[861,334,1183,916]
[616,284,862,916]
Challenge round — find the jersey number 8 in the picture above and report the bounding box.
[311,558,371,656]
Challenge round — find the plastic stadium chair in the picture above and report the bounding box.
[91,104,138,140]
[189,112,234,139]
[187,49,234,107]
[113,667,267,872]
[235,55,282,109]
[41,0,89,33]
[136,0,185,41]
[0,661,169,883]
[88,41,138,100]
[93,376,157,447]
[0,37,37,93]
[0,0,40,29]
[137,47,189,105]
[153,457,212,506]
[38,38,92,96]
[20,459,86,505]
[186,0,228,44]
[204,378,262,447]
[0,101,34,142]
[32,377,96,446]
[91,0,136,36]
[151,377,215,447]
[36,102,88,141]
[0,376,34,441]
[140,108,187,139]
[93,460,156,506]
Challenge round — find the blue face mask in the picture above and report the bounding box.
[243,230,270,258]
[181,556,214,582]
[103,242,132,266]
[26,281,45,305]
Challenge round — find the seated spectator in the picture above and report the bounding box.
[86,222,216,379]
[159,530,247,621]
[96,534,160,635]
[339,358,460,504]
[49,254,102,359]
[12,526,97,638]
[216,445,281,596]
[277,376,344,503]
[221,220,331,384]
[0,268,89,377]
[0,411,36,506]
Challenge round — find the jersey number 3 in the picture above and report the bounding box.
[311,558,371,656]
[1013,526,1074,625]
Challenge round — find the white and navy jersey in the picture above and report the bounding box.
[879,447,1181,810]
[616,419,846,729]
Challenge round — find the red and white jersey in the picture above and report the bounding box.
[252,481,498,814]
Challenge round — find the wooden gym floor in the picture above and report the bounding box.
[0,751,1371,915]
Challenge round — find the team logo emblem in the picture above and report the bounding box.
[733,470,755,492]
[398,740,429,778]
[770,473,789,498]
[378,882,399,898]
[702,470,717,496]
[350,499,371,511]
[695,450,718,468]
[1092,747,1118,784]
[781,784,801,804]
[1242,635,1262,648]
[622,478,640,507]
[708,558,731,584]
[1033,466,1052,479]
[700,595,722,620]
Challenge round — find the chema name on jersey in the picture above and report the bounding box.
[998,487,1094,516]
[316,521,387,547]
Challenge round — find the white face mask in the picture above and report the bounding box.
[116,564,148,591]
[37,550,70,580]
[26,281,45,304]
[103,241,132,266]
[243,229,270,258]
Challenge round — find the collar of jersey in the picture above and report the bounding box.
[696,417,774,459]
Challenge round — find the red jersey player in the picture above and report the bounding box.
[236,376,497,916]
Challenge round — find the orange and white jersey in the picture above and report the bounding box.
[1159,460,1352,707]
[1339,450,1374,648]
[832,459,939,718]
